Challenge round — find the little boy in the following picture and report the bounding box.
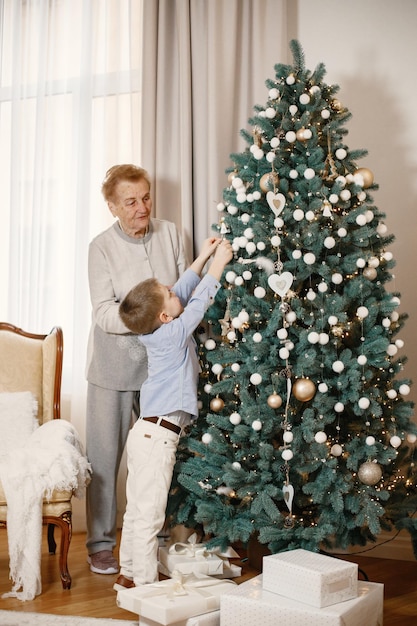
[114,236,232,590]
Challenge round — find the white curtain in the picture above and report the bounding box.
[141,0,289,260]
[0,0,143,444]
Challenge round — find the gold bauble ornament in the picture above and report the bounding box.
[259,171,279,193]
[331,98,343,111]
[227,171,238,185]
[267,393,283,409]
[210,396,224,412]
[363,267,377,281]
[355,167,374,189]
[296,128,307,142]
[292,378,316,402]
[358,461,383,485]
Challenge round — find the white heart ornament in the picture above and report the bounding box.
[266,191,286,217]
[283,483,294,512]
[268,271,294,297]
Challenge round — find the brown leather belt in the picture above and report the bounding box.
[141,416,181,435]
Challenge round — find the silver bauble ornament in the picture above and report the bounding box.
[292,378,316,402]
[267,393,283,409]
[358,461,383,485]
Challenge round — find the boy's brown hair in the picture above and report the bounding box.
[119,278,164,335]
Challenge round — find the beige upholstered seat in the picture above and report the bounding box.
[0,323,73,590]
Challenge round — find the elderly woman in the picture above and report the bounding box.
[85,164,187,574]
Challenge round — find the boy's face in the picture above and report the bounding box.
[160,285,184,321]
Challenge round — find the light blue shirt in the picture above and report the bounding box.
[138,268,220,420]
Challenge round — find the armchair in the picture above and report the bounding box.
[0,323,86,597]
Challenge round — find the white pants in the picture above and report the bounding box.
[119,419,180,584]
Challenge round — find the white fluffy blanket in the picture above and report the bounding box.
[0,420,91,601]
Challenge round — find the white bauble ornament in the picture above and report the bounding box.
[356,258,366,268]
[366,436,376,446]
[331,443,343,457]
[283,430,293,443]
[306,210,315,221]
[250,373,262,385]
[299,93,310,105]
[231,362,240,373]
[231,177,243,189]
[293,209,304,221]
[254,286,266,298]
[257,241,266,251]
[390,435,402,449]
[314,431,327,444]
[332,360,345,373]
[227,331,237,342]
[308,331,319,344]
[304,168,315,180]
[265,107,276,119]
[271,235,281,247]
[334,402,344,413]
[238,310,250,323]
[281,449,294,461]
[318,282,328,293]
[357,355,367,365]
[211,363,223,375]
[358,397,370,409]
[228,204,238,215]
[234,276,244,287]
[340,189,351,201]
[204,383,212,393]
[321,109,331,119]
[285,130,296,143]
[304,252,316,265]
[225,271,236,284]
[357,306,369,319]
[386,344,398,356]
[286,311,297,323]
[277,328,288,339]
[328,315,338,326]
[205,339,216,350]
[407,433,417,444]
[307,289,316,301]
[338,227,347,237]
[270,136,280,148]
[229,412,241,425]
[319,333,329,345]
[202,433,212,444]
[335,148,347,160]
[279,347,290,360]
[289,169,298,179]
[243,270,252,280]
[252,420,262,431]
[356,214,367,226]
[324,236,336,249]
[253,332,262,343]
[231,317,242,329]
[246,242,256,254]
[292,249,302,259]
[331,273,343,285]
[232,461,242,470]
[318,382,328,393]
[358,461,382,485]
[387,389,397,399]
[399,384,411,396]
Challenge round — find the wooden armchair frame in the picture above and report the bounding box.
[0,322,73,590]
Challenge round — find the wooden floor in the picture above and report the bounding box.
[0,527,417,624]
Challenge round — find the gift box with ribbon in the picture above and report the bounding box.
[220,575,383,626]
[116,570,236,625]
[158,533,241,578]
[139,609,220,626]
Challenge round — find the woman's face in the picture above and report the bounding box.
[108,178,152,238]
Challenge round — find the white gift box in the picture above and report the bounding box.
[117,571,236,626]
[262,548,358,607]
[139,609,220,626]
[220,575,383,626]
[158,534,241,578]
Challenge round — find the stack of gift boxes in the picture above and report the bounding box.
[117,544,384,626]
[221,548,384,626]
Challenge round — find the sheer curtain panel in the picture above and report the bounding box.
[0,0,143,468]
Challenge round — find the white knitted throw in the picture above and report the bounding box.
[0,420,91,601]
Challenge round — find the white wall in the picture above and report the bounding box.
[292,0,417,409]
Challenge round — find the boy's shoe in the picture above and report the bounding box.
[87,550,119,574]
[113,574,135,591]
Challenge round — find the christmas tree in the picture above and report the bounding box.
[168,40,417,557]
